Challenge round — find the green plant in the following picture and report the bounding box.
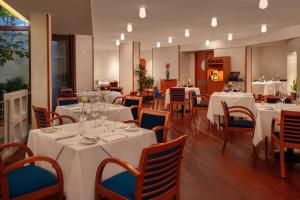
[144,75,155,89]
[290,77,297,92]
[135,64,146,93]
[0,76,28,93]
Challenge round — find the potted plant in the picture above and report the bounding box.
[290,77,297,99]
[135,64,146,95]
[144,75,155,90]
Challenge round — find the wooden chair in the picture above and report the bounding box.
[264,95,292,104]
[124,109,170,143]
[0,143,64,200]
[60,88,73,95]
[169,88,189,117]
[189,90,209,119]
[95,135,187,200]
[32,105,76,128]
[153,86,165,110]
[56,96,79,106]
[113,96,143,120]
[221,101,256,153]
[270,110,300,178]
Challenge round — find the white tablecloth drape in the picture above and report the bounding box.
[55,103,133,122]
[76,91,122,104]
[28,120,157,200]
[252,81,287,96]
[253,103,300,145]
[165,87,200,108]
[207,92,256,126]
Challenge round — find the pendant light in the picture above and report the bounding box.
[259,0,268,9]
[139,7,146,18]
[120,33,125,40]
[127,23,133,32]
[228,33,233,41]
[185,29,190,38]
[211,17,218,27]
[156,42,161,48]
[168,37,173,44]
[261,24,267,33]
[205,40,210,46]
[116,40,120,46]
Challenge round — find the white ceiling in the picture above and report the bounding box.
[6,0,93,35]
[92,0,300,50]
[5,0,300,51]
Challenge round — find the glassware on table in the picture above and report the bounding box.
[79,113,87,136]
[279,91,288,104]
[99,103,108,126]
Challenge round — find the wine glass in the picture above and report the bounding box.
[99,103,108,126]
[279,91,288,104]
[79,113,87,136]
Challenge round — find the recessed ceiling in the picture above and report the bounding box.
[92,0,300,50]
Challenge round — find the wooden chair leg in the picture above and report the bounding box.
[157,100,159,110]
[270,137,275,162]
[280,147,286,178]
[152,99,155,110]
[264,137,268,160]
[222,130,229,153]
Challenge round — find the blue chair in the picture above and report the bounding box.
[124,109,170,143]
[113,96,143,120]
[56,96,79,106]
[0,143,64,200]
[95,135,187,200]
[221,101,256,153]
[153,86,165,110]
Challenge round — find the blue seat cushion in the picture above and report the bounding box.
[124,99,140,120]
[140,113,166,143]
[228,119,254,128]
[194,103,208,108]
[101,171,136,200]
[59,99,78,106]
[8,165,58,198]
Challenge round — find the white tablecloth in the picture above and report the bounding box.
[252,81,287,96]
[76,91,122,104]
[207,92,256,126]
[55,103,133,122]
[165,87,200,108]
[28,120,157,200]
[253,103,300,145]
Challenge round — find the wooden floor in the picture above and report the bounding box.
[6,106,300,200]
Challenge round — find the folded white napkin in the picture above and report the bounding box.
[101,134,127,142]
[54,133,77,141]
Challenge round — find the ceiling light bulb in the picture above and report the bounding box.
[168,37,173,44]
[116,40,120,46]
[139,7,146,18]
[228,33,233,41]
[259,0,268,9]
[127,23,133,32]
[211,17,218,27]
[261,24,267,33]
[185,29,190,38]
[156,42,161,48]
[120,33,125,40]
[205,40,210,46]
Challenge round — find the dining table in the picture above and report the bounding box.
[252,81,287,96]
[28,120,157,200]
[55,102,133,123]
[207,92,256,126]
[164,87,200,108]
[253,103,300,146]
[76,91,122,104]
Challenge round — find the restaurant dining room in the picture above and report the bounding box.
[1,0,300,199]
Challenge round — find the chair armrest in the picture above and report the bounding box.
[191,95,209,102]
[4,156,64,182]
[123,120,140,126]
[228,110,256,125]
[48,111,60,118]
[112,96,124,104]
[152,126,168,142]
[50,115,76,125]
[130,105,141,109]
[229,106,255,119]
[152,126,164,132]
[95,157,141,186]
[0,143,34,158]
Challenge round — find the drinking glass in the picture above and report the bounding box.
[279,91,288,104]
[79,113,87,136]
[99,103,108,126]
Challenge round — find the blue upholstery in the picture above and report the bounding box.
[191,91,208,108]
[7,165,57,198]
[58,99,78,106]
[228,119,254,128]
[101,171,136,200]
[232,89,240,92]
[140,113,166,143]
[154,87,165,99]
[124,99,140,120]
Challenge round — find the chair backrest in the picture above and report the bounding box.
[60,88,73,95]
[124,96,143,120]
[32,105,51,128]
[265,96,292,104]
[191,90,197,106]
[279,110,300,146]
[139,109,170,143]
[221,101,230,126]
[170,88,185,102]
[109,81,118,87]
[153,87,160,98]
[136,135,187,199]
[56,96,79,106]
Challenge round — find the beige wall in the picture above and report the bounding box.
[180,52,195,85]
[75,35,93,92]
[152,45,180,87]
[214,47,246,80]
[94,49,119,83]
[252,42,288,81]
